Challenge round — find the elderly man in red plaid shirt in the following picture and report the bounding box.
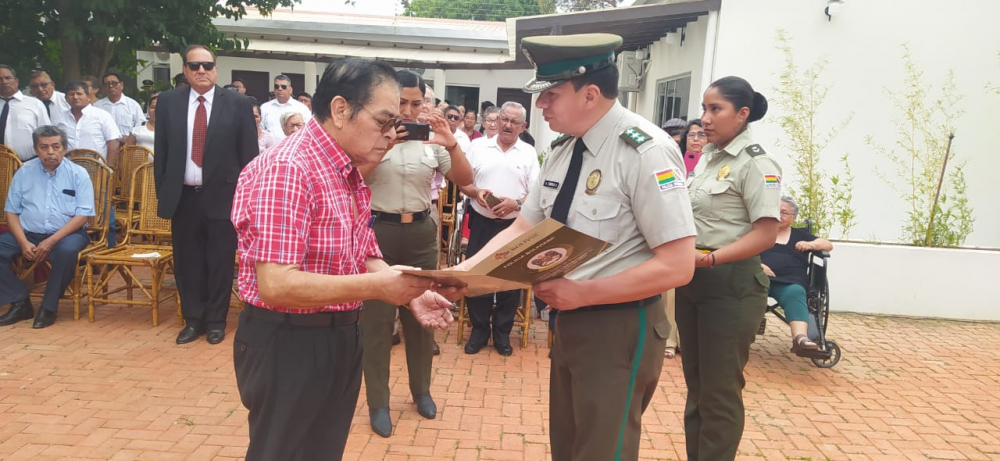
[230,58,459,461]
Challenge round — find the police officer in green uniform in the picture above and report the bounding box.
[359,70,473,438]
[676,76,782,460]
[454,33,696,461]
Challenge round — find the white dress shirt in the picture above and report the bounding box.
[56,105,121,158]
[453,129,471,153]
[1,91,51,160]
[41,90,71,121]
[467,136,539,220]
[184,87,215,186]
[259,98,311,142]
[94,94,143,136]
[132,122,155,151]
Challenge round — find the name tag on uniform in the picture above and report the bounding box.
[543,180,560,189]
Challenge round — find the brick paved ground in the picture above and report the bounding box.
[1,299,999,460]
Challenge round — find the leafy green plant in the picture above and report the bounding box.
[771,30,856,238]
[866,45,974,247]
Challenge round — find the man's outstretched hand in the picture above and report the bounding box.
[409,290,456,329]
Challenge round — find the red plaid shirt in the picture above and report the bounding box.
[231,118,382,313]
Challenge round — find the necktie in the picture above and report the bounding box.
[0,97,12,145]
[550,138,587,224]
[191,96,207,167]
[42,99,52,117]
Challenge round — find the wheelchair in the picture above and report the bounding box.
[759,226,842,368]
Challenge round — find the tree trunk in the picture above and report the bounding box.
[55,0,81,80]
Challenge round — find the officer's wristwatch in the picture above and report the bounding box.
[515,199,522,211]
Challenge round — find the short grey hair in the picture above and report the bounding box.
[499,101,527,123]
[32,125,68,149]
[483,105,500,119]
[280,111,302,129]
[780,195,799,216]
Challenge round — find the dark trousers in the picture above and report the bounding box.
[465,208,519,346]
[550,300,669,461]
[675,256,769,461]
[171,186,237,330]
[233,306,363,461]
[0,229,89,311]
[360,217,437,409]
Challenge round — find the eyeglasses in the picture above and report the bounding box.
[446,114,461,121]
[274,84,289,90]
[288,122,305,130]
[361,107,402,134]
[498,116,522,126]
[687,132,707,139]
[186,61,216,72]
[483,118,499,125]
[30,82,53,90]
[779,211,795,217]
[104,81,121,87]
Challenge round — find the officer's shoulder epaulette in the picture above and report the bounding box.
[550,133,573,149]
[621,126,653,149]
[745,144,767,157]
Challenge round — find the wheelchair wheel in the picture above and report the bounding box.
[811,340,841,368]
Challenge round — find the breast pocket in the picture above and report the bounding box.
[537,187,558,215]
[574,195,622,242]
[707,180,737,220]
[57,194,79,216]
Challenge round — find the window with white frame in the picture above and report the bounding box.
[654,74,691,126]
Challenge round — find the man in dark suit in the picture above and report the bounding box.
[154,45,259,345]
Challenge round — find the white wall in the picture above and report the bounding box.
[635,14,711,122]
[828,243,1000,321]
[710,0,1000,247]
[136,52,321,94]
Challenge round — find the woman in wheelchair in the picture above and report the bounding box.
[760,196,833,352]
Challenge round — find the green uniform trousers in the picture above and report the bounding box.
[675,256,768,461]
[550,299,670,461]
[360,218,438,409]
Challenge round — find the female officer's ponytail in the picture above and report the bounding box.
[708,76,768,124]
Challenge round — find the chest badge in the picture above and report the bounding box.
[585,169,602,195]
[717,164,731,180]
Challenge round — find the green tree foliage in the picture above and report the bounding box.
[0,0,300,82]
[401,0,542,20]
[866,44,974,247]
[771,30,856,238]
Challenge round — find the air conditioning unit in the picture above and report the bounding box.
[155,51,171,62]
[617,50,648,93]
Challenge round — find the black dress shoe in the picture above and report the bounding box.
[369,407,392,438]
[432,341,440,355]
[0,299,34,326]
[414,394,436,419]
[176,325,205,345]
[494,343,513,356]
[206,329,225,345]
[31,309,56,329]
[464,341,485,354]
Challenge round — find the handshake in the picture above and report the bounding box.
[374,265,467,329]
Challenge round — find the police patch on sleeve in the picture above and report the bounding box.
[654,168,685,192]
[763,174,782,189]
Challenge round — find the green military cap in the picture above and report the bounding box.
[521,33,623,93]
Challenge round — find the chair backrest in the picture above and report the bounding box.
[69,156,113,244]
[127,162,171,239]
[114,145,153,206]
[0,145,23,226]
[67,149,106,165]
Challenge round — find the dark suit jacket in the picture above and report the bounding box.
[154,85,259,220]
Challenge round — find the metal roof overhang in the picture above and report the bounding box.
[215,39,512,67]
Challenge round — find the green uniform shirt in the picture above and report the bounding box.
[520,102,696,281]
[688,129,782,249]
[367,140,452,214]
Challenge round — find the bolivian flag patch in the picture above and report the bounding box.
[654,168,684,191]
[763,174,782,189]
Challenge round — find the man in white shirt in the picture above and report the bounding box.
[94,72,143,140]
[259,74,311,142]
[28,71,70,121]
[0,65,51,161]
[444,105,471,152]
[57,81,121,165]
[458,101,539,356]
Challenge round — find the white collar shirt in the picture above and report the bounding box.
[259,98,312,143]
[56,104,121,158]
[94,94,143,136]
[1,91,51,161]
[40,90,71,121]
[467,136,539,219]
[453,128,471,153]
[184,86,215,186]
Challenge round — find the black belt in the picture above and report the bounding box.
[566,294,662,314]
[183,185,203,192]
[372,209,430,224]
[244,303,361,327]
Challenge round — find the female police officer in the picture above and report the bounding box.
[676,76,782,460]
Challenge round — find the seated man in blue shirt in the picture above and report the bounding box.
[0,125,95,329]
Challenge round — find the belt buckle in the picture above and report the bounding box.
[400,213,414,224]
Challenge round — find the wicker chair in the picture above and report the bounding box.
[113,145,154,240]
[66,148,107,164]
[0,146,23,227]
[437,180,461,252]
[455,288,534,349]
[16,157,113,320]
[86,162,177,325]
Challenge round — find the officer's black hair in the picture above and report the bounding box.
[396,70,426,97]
[708,76,768,124]
[64,81,89,96]
[312,57,398,123]
[680,119,702,153]
[570,65,619,100]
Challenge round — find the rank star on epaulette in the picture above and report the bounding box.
[621,127,652,148]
